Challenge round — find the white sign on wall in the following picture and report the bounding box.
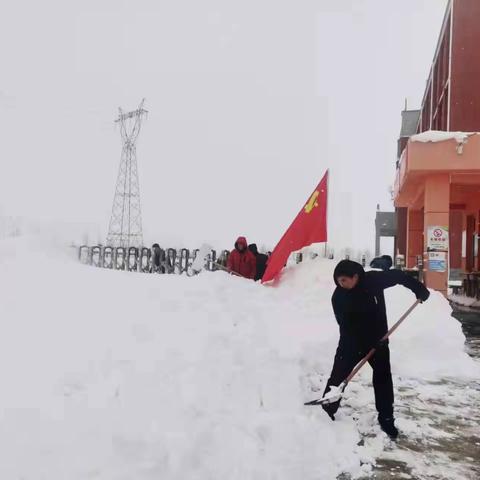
[427,226,449,251]
[428,251,447,272]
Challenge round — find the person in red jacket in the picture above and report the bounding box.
[227,236,256,279]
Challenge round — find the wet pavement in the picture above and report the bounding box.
[456,310,480,359]
[355,310,480,480]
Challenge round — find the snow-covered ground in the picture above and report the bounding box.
[449,293,480,309]
[0,234,479,479]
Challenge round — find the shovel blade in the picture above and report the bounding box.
[304,383,345,406]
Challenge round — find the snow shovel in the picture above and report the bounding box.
[212,262,243,277]
[304,299,421,406]
[189,246,241,277]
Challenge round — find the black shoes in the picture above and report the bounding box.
[378,416,399,439]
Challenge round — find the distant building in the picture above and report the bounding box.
[394,0,480,295]
[397,109,420,167]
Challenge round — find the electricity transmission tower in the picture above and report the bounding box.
[106,99,147,248]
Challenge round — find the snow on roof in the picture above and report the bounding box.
[411,130,477,144]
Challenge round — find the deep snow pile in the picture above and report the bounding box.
[0,235,478,479]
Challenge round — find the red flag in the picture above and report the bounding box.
[262,171,328,283]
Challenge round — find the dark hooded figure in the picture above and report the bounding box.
[227,236,256,279]
[151,243,163,272]
[248,244,268,281]
[322,260,430,439]
[370,255,393,271]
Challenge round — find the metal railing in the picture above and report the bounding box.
[461,274,480,299]
[78,245,345,277]
[78,245,229,276]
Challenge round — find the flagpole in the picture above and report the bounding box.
[324,169,330,258]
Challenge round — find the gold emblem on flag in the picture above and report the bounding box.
[304,191,319,213]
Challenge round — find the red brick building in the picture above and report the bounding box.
[416,0,480,133]
[395,0,480,294]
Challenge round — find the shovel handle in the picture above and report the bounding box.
[304,300,421,407]
[213,262,243,277]
[345,300,420,384]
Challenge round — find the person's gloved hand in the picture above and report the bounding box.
[416,287,430,303]
[321,385,341,420]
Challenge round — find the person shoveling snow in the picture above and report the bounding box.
[318,260,430,439]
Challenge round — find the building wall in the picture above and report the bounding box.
[431,10,450,131]
[449,208,463,269]
[395,207,407,258]
[417,3,451,133]
[407,209,423,268]
[450,0,480,131]
[394,1,480,293]
[416,0,480,134]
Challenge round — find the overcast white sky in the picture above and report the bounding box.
[0,0,448,251]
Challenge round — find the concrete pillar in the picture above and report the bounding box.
[407,209,423,268]
[465,195,480,271]
[395,207,408,260]
[424,174,450,295]
[449,208,463,275]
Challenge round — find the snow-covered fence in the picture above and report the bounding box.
[139,247,151,272]
[78,246,229,276]
[78,244,345,277]
[103,246,114,269]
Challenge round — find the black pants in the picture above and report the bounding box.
[324,344,394,419]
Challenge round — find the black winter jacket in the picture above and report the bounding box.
[332,267,429,352]
[248,244,268,281]
[254,254,268,281]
